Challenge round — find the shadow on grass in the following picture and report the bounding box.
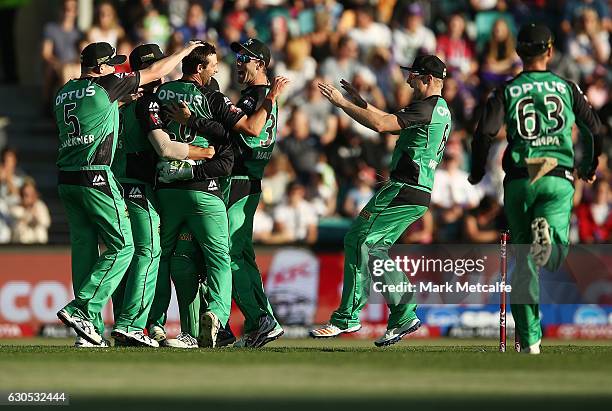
[18,394,610,411]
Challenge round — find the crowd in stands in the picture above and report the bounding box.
[0,147,51,244]
[4,0,612,245]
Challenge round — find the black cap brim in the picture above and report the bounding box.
[230,42,260,60]
[107,55,127,66]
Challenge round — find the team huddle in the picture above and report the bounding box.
[53,24,601,353]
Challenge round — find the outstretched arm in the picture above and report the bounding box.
[232,76,289,136]
[318,82,402,133]
[138,41,202,86]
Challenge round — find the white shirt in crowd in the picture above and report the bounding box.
[349,22,392,56]
[273,200,318,242]
[431,168,483,209]
[392,25,437,68]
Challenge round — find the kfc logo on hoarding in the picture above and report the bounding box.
[0,281,68,323]
[266,248,319,326]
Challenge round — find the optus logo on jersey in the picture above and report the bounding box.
[508,81,568,97]
[157,89,203,105]
[55,86,95,105]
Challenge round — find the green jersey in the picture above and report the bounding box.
[155,80,217,149]
[231,85,277,179]
[111,92,161,184]
[471,70,602,182]
[55,72,140,169]
[390,96,452,192]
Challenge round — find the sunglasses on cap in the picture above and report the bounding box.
[236,53,262,64]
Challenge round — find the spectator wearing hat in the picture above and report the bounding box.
[392,3,436,68]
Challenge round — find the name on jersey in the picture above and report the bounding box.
[59,134,95,150]
[55,86,96,105]
[530,135,561,147]
[255,151,273,160]
[508,81,567,97]
[157,89,203,105]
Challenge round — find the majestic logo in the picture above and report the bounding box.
[208,180,218,191]
[245,38,254,46]
[128,186,143,199]
[428,159,438,170]
[92,174,106,187]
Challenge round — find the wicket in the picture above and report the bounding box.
[499,230,520,353]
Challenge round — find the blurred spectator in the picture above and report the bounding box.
[480,18,520,89]
[432,137,482,241]
[442,76,475,137]
[0,196,11,243]
[369,47,406,111]
[262,153,294,206]
[309,10,334,62]
[342,168,375,218]
[348,5,392,58]
[275,37,317,102]
[562,0,611,34]
[400,209,434,244]
[566,8,610,81]
[41,0,82,109]
[0,147,25,207]
[174,2,208,44]
[576,179,612,243]
[293,77,338,145]
[114,37,134,73]
[436,13,478,84]
[269,181,318,244]
[138,2,172,47]
[253,200,274,243]
[87,1,125,48]
[309,161,338,218]
[586,73,609,110]
[463,195,504,243]
[9,178,50,244]
[320,35,364,89]
[392,3,436,68]
[280,107,320,183]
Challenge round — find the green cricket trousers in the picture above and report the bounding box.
[58,166,134,335]
[504,176,574,347]
[111,181,161,332]
[330,180,429,330]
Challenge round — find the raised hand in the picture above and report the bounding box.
[267,76,290,100]
[340,79,367,109]
[318,81,345,107]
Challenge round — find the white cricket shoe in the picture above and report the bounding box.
[521,339,541,355]
[58,309,103,345]
[255,327,284,348]
[199,311,221,348]
[374,318,421,347]
[531,217,552,267]
[112,329,159,348]
[74,336,110,348]
[309,324,361,338]
[164,332,198,349]
[147,325,167,343]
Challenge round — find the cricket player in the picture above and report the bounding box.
[109,44,221,347]
[55,40,203,346]
[310,55,452,346]
[152,43,287,347]
[160,38,286,348]
[469,24,602,354]
[147,79,238,349]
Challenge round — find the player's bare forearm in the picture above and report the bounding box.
[139,41,201,86]
[318,82,400,133]
[234,97,273,136]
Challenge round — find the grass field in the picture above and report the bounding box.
[1,338,612,411]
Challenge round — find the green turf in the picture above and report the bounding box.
[1,338,611,411]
